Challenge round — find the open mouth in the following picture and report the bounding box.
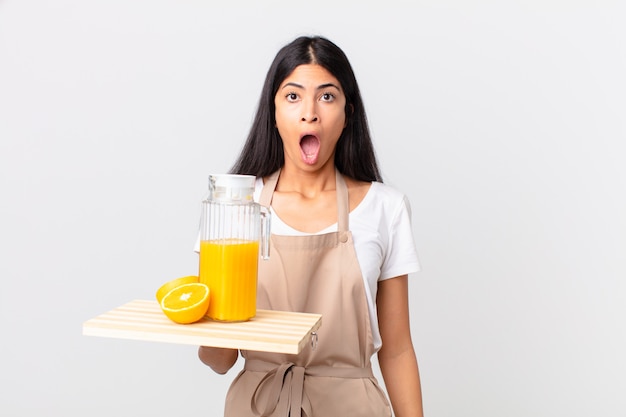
[299,134,320,164]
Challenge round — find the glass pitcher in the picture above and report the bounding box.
[198,174,270,322]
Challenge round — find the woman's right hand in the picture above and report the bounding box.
[197,346,239,374]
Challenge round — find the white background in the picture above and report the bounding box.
[1,1,624,416]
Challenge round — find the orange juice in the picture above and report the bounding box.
[199,239,259,321]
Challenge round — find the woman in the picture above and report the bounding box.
[198,35,424,417]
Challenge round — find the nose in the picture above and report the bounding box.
[301,101,318,122]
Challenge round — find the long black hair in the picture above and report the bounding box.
[229,36,383,183]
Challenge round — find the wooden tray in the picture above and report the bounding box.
[83,299,322,354]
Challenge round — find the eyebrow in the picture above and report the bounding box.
[281,82,341,91]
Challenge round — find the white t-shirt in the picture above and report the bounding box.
[254,178,421,351]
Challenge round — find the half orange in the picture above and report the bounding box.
[160,282,210,324]
[156,275,200,304]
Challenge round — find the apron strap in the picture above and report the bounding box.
[246,360,374,417]
[258,168,350,235]
[335,170,349,234]
[259,169,280,208]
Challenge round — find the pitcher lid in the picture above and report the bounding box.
[208,174,255,202]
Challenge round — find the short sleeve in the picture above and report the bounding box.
[379,195,421,280]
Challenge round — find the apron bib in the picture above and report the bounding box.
[224,169,391,417]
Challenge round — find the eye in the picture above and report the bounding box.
[320,92,335,102]
[286,92,299,102]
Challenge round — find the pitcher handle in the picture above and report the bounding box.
[260,206,271,260]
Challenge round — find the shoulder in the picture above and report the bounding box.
[344,173,408,204]
[363,181,410,209]
[351,181,412,227]
[369,181,407,200]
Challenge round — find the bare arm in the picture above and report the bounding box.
[197,346,239,375]
[377,275,424,417]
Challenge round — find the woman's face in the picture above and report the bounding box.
[274,64,347,172]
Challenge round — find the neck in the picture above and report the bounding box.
[276,164,336,197]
